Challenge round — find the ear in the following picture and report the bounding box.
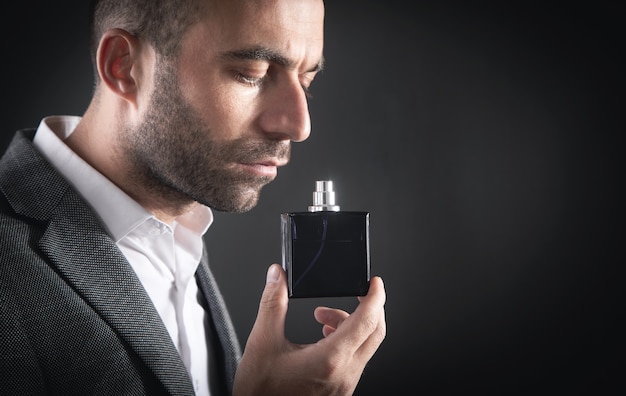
[96,28,147,104]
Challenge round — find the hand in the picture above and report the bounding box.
[233,264,386,396]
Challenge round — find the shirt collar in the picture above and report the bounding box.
[33,115,213,242]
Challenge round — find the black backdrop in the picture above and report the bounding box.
[3,1,622,394]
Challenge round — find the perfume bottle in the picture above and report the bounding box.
[281,180,370,298]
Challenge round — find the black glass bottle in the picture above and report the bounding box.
[281,181,370,298]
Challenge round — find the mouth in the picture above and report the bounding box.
[239,158,288,178]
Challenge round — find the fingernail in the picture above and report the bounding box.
[266,264,280,283]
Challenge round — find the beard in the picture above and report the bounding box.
[118,61,289,213]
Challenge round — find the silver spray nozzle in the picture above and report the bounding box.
[308,180,341,212]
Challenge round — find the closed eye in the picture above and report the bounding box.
[236,71,314,99]
[235,72,266,87]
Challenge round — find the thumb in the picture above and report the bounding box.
[249,264,289,345]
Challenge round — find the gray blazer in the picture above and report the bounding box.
[0,130,241,395]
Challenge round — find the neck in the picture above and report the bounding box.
[67,103,197,225]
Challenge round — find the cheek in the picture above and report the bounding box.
[177,54,259,139]
[187,81,259,140]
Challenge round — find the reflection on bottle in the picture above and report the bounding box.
[293,216,327,290]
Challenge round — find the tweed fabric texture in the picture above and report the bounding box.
[1,130,239,395]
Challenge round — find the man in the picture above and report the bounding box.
[0,0,386,395]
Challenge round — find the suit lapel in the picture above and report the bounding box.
[40,199,195,395]
[1,131,195,394]
[196,256,242,395]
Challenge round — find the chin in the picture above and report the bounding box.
[206,185,263,213]
[211,199,259,213]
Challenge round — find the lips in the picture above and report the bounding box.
[237,157,287,178]
[254,157,288,167]
[239,153,289,168]
[233,141,290,176]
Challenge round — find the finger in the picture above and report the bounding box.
[322,324,336,338]
[314,307,350,338]
[353,277,387,360]
[354,299,386,361]
[246,264,289,350]
[314,306,349,330]
[328,276,387,353]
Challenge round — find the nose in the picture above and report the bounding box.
[258,76,311,142]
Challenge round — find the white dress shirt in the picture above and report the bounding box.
[33,115,213,396]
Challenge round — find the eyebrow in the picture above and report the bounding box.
[220,46,324,73]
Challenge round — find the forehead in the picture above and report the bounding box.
[192,0,325,68]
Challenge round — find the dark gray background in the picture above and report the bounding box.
[4,1,622,394]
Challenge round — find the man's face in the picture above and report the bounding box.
[122,0,325,213]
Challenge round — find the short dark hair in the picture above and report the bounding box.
[89,0,206,62]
